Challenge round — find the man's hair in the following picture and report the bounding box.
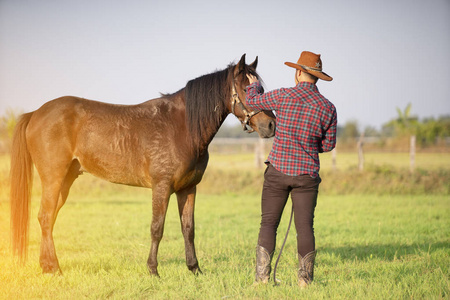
[296,69,318,84]
[303,71,318,84]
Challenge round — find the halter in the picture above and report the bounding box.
[231,80,261,133]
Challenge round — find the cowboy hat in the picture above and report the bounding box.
[284,51,333,81]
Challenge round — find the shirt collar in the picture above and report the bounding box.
[296,81,318,91]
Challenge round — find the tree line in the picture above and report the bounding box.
[339,103,449,148]
[1,104,449,153]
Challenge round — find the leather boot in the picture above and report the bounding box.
[298,250,316,287]
[255,245,273,284]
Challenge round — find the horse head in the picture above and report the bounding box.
[230,54,276,138]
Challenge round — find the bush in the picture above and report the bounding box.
[198,166,450,196]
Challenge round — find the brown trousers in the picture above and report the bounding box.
[257,164,321,257]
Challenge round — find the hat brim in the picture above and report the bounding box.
[285,62,333,81]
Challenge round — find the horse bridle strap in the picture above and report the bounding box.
[231,82,261,133]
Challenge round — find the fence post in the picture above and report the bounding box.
[255,138,265,168]
[357,133,364,172]
[331,148,337,171]
[410,135,416,173]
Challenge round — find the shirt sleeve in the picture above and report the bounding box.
[246,82,282,111]
[320,107,337,153]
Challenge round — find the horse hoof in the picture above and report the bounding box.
[190,266,202,276]
[42,266,62,275]
[40,261,62,275]
[148,268,160,277]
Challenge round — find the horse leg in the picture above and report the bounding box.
[147,183,171,277]
[38,160,80,274]
[55,160,81,217]
[38,178,65,274]
[176,186,201,275]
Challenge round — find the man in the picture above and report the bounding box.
[246,51,337,287]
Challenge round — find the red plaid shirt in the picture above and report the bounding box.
[246,81,337,177]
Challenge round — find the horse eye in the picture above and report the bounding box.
[244,88,247,92]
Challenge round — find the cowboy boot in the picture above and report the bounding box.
[298,250,316,287]
[255,245,273,284]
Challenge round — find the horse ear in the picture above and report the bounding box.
[249,56,258,70]
[238,54,246,72]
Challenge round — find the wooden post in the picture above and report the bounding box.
[357,133,364,172]
[410,135,416,173]
[331,148,337,171]
[255,138,265,168]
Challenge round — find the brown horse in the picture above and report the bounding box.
[9,54,276,276]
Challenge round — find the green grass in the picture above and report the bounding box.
[0,152,449,299]
[1,187,449,298]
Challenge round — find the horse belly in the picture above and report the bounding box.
[74,123,153,188]
[78,155,152,188]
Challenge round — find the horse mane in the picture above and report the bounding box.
[184,65,232,146]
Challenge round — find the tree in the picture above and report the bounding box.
[339,120,360,142]
[381,104,449,147]
[363,126,380,137]
[416,116,450,146]
[383,103,418,137]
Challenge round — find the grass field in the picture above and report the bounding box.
[0,152,449,299]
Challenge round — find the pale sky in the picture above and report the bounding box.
[1,0,449,130]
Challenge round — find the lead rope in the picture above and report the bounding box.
[273,203,294,285]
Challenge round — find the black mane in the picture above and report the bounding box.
[184,65,232,146]
[184,60,261,150]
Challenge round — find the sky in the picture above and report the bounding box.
[0,0,449,130]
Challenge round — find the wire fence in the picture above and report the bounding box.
[209,135,448,173]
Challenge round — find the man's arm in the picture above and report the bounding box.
[320,109,337,153]
[245,74,281,111]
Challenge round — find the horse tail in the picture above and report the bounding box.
[10,112,34,263]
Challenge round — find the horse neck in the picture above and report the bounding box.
[183,72,233,156]
[194,111,228,155]
[159,88,229,157]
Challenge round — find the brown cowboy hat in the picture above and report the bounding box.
[284,51,333,81]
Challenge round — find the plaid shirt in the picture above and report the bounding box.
[246,81,337,177]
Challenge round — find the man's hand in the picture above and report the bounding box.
[246,74,259,85]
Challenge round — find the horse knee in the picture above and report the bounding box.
[38,211,52,230]
[150,221,164,241]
